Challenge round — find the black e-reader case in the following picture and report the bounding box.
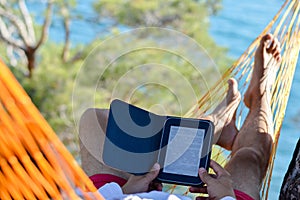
[103,99,214,185]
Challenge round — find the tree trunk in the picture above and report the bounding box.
[279,138,300,200]
[25,46,35,78]
[62,16,70,63]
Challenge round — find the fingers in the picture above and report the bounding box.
[189,186,207,194]
[209,160,228,176]
[122,163,161,194]
[144,163,160,182]
[198,160,229,185]
[149,182,163,191]
[198,168,214,185]
[196,197,208,200]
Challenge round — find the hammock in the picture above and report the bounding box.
[0,66,104,198]
[0,0,299,199]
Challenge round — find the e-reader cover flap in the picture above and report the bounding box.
[103,99,167,174]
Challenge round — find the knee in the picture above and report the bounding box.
[233,148,259,162]
[80,108,109,128]
[81,108,108,121]
[232,147,271,172]
[79,108,109,148]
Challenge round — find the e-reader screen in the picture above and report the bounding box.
[163,126,205,177]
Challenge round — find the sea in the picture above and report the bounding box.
[27,0,299,199]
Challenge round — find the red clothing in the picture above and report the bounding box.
[90,174,254,200]
[89,174,127,189]
[233,189,254,200]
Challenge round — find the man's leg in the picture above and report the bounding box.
[79,108,130,179]
[224,34,281,200]
[206,78,240,150]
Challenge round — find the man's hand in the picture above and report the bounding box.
[189,160,236,200]
[122,163,162,194]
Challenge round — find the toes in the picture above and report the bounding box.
[227,78,238,95]
[227,78,234,93]
[266,37,282,63]
[261,34,273,46]
[275,42,282,62]
[274,51,282,62]
[227,78,235,85]
[230,78,238,94]
[276,55,282,62]
[227,78,240,104]
[275,45,281,57]
[262,33,273,41]
[267,38,280,54]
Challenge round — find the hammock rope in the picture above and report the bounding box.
[0,0,299,199]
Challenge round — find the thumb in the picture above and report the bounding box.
[196,197,208,200]
[144,163,160,182]
[199,168,213,184]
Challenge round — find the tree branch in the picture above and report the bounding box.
[35,0,53,50]
[62,15,70,62]
[0,6,30,46]
[7,45,27,67]
[0,17,25,50]
[18,0,36,45]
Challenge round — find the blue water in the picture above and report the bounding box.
[28,1,299,199]
[210,0,300,199]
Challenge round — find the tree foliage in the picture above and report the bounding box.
[93,0,229,69]
[3,0,231,157]
[0,0,78,76]
[0,0,53,76]
[85,0,231,115]
[12,42,83,156]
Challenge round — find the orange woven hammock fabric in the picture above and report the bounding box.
[0,59,104,199]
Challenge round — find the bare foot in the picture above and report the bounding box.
[244,34,282,108]
[204,78,241,150]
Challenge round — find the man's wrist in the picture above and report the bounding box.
[121,184,129,194]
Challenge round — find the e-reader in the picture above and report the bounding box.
[103,99,214,186]
[157,117,214,186]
